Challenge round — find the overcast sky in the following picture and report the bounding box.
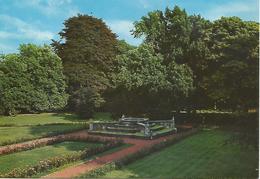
[0,0,259,54]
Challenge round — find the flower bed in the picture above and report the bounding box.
[0,136,123,178]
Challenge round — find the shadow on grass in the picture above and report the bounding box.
[49,140,100,152]
[50,113,87,122]
[50,112,115,122]
[92,112,114,121]
[31,123,86,135]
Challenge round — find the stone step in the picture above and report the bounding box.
[106,127,140,133]
[150,125,165,132]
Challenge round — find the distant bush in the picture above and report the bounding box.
[175,112,258,127]
[175,112,258,148]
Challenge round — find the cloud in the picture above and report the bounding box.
[0,14,54,41]
[203,1,257,21]
[138,0,150,8]
[106,20,142,46]
[14,0,80,17]
[0,43,16,54]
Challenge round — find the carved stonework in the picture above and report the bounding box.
[144,123,150,136]
[89,123,93,131]
[172,115,175,128]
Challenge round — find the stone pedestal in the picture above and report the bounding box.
[89,123,93,131]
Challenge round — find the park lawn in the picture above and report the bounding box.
[0,113,87,126]
[0,141,103,174]
[0,112,114,146]
[91,112,114,122]
[102,130,258,178]
[33,143,133,177]
[0,124,87,146]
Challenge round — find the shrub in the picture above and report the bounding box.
[175,112,258,127]
[77,162,117,178]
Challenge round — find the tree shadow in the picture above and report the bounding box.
[50,113,87,122]
[28,123,86,140]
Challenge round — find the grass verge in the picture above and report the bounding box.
[102,130,258,178]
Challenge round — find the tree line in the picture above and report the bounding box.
[0,6,258,117]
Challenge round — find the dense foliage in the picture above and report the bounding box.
[202,17,259,110]
[52,14,118,117]
[0,6,258,116]
[108,44,193,115]
[133,6,259,111]
[0,44,67,115]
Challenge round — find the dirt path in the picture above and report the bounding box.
[44,131,179,178]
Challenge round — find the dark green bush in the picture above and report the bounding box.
[175,112,258,127]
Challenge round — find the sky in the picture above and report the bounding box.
[0,0,259,54]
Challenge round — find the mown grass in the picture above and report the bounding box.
[0,113,86,126]
[0,124,87,146]
[102,130,258,178]
[0,141,103,174]
[91,112,114,122]
[0,112,113,146]
[33,143,133,177]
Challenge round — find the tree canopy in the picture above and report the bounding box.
[202,17,259,110]
[0,44,67,115]
[0,6,258,117]
[133,6,259,111]
[110,44,193,115]
[52,14,118,117]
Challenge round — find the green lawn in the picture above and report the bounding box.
[0,141,103,174]
[0,112,114,146]
[33,143,133,177]
[0,113,86,126]
[102,130,258,178]
[91,112,114,122]
[0,124,87,146]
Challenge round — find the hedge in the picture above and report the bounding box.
[175,112,258,127]
[0,136,123,178]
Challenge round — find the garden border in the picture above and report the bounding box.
[0,136,124,178]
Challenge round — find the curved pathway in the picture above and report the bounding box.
[0,127,195,178]
[44,131,188,178]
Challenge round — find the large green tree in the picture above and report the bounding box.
[52,14,118,117]
[0,44,67,115]
[202,17,259,110]
[133,6,192,65]
[133,6,212,109]
[110,44,193,116]
[133,7,258,111]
